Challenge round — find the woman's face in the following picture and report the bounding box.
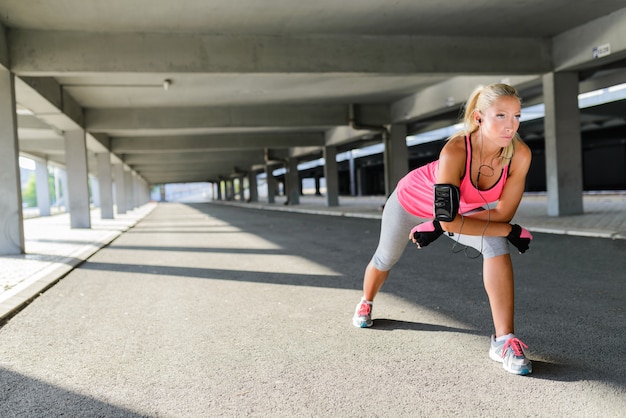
[478,96,521,148]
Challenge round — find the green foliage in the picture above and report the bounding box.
[21,173,37,207]
[49,173,57,204]
[21,170,58,207]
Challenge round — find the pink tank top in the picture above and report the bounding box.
[396,135,509,218]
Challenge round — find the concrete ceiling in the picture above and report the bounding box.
[1,1,626,185]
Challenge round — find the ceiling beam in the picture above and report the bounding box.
[553,7,626,71]
[123,150,264,164]
[390,75,542,124]
[111,132,324,153]
[15,76,84,130]
[86,104,346,131]
[9,30,552,75]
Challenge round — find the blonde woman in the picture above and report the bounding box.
[353,84,534,375]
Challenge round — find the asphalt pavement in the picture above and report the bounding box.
[0,194,625,417]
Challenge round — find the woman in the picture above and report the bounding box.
[352,83,534,375]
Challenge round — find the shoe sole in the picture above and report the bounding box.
[352,318,373,328]
[490,348,532,375]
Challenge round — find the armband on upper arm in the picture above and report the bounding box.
[433,183,460,222]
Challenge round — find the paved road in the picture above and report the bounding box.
[1,202,625,417]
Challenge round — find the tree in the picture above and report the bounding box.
[21,173,37,207]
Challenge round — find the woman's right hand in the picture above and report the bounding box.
[410,220,444,248]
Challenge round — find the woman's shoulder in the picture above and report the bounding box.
[513,138,532,161]
[437,135,468,180]
[440,135,467,160]
[510,138,532,174]
[446,134,467,147]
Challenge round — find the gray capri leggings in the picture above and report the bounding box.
[371,190,510,271]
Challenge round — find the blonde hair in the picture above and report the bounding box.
[452,83,522,161]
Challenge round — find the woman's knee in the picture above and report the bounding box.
[481,237,510,259]
[371,253,398,272]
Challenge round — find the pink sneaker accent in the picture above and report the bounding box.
[501,338,529,358]
[356,301,371,317]
[352,299,373,328]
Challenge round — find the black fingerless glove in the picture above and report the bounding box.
[507,224,533,254]
[410,220,444,248]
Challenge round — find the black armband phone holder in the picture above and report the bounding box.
[433,183,460,222]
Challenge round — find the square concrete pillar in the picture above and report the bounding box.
[114,164,127,214]
[64,129,91,228]
[124,170,134,210]
[248,171,259,202]
[96,153,114,219]
[384,123,409,196]
[35,158,51,217]
[323,146,339,207]
[0,68,24,254]
[543,72,584,216]
[265,167,276,204]
[285,158,300,205]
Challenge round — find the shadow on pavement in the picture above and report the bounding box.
[181,202,626,390]
[0,368,146,417]
[370,318,483,335]
[80,262,346,289]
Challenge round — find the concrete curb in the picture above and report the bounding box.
[0,203,158,322]
[211,200,626,240]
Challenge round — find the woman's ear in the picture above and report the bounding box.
[473,110,482,125]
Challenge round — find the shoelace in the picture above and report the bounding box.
[357,302,371,316]
[501,338,528,358]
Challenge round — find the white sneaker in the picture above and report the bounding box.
[489,334,532,375]
[352,298,373,328]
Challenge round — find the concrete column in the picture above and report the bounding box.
[143,181,149,205]
[383,123,409,196]
[231,179,238,201]
[132,173,139,208]
[90,175,100,207]
[64,129,91,228]
[139,179,148,205]
[54,167,68,212]
[59,169,69,211]
[323,146,339,207]
[216,180,223,200]
[160,184,166,202]
[238,176,245,201]
[96,153,114,219]
[226,179,235,200]
[137,176,145,206]
[35,159,51,216]
[543,72,584,216]
[285,158,300,205]
[0,68,24,254]
[349,150,356,196]
[124,170,134,210]
[141,179,147,205]
[265,166,276,204]
[114,164,126,214]
[357,167,365,196]
[248,171,258,202]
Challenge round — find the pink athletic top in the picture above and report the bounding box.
[396,135,509,218]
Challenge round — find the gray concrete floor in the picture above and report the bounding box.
[0,197,625,417]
